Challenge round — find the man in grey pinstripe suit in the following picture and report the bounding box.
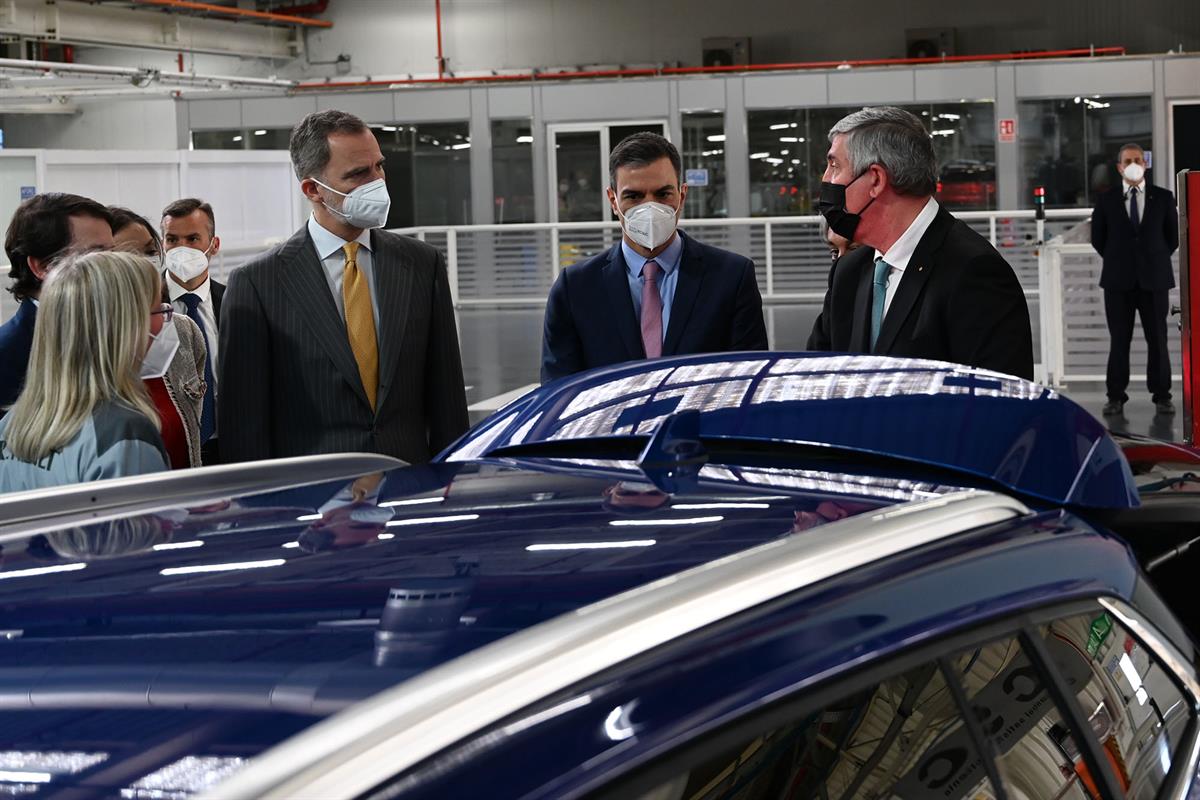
[218,110,469,464]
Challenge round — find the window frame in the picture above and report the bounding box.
[574,597,1200,800]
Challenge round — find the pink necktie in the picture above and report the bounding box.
[640,259,663,359]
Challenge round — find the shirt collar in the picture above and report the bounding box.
[1125,180,1147,196]
[622,231,684,279]
[166,271,212,303]
[308,214,372,261]
[876,197,940,273]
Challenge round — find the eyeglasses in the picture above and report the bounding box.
[151,303,174,323]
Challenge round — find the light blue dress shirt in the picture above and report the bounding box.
[623,233,683,344]
[307,215,381,340]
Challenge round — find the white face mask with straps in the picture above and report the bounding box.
[618,201,679,250]
[315,178,392,230]
[163,243,213,283]
[140,318,180,380]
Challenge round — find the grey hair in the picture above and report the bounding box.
[828,106,938,197]
[1116,142,1145,161]
[289,109,369,181]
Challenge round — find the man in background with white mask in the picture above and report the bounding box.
[219,109,468,464]
[161,197,223,464]
[541,132,767,382]
[1091,143,1180,418]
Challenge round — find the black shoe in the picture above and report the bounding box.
[1102,400,1124,417]
[1154,399,1176,415]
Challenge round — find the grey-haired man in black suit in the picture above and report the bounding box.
[219,109,468,464]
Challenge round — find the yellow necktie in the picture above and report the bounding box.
[342,241,378,410]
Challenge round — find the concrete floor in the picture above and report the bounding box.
[457,303,1187,442]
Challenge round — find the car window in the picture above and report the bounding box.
[611,608,1196,800]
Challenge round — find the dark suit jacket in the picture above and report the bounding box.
[218,226,469,464]
[0,299,36,408]
[1091,183,1179,291]
[807,205,1034,380]
[541,231,768,382]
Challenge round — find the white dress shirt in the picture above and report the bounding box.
[1125,180,1146,222]
[167,273,219,394]
[307,215,381,339]
[875,197,940,317]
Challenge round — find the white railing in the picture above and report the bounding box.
[388,208,1092,307]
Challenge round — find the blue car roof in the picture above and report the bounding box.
[441,353,1139,510]
[0,456,957,796]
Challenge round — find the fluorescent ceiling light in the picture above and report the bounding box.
[769,123,791,130]
[386,513,480,527]
[610,515,723,527]
[232,135,243,142]
[706,134,726,142]
[160,559,286,576]
[152,541,204,551]
[382,125,398,132]
[379,497,443,508]
[281,542,300,549]
[516,135,533,143]
[377,533,395,540]
[527,540,656,551]
[749,152,770,159]
[0,563,86,581]
[253,129,267,135]
[671,502,770,510]
[296,513,322,522]
[0,770,52,783]
[779,136,799,142]
[451,142,471,149]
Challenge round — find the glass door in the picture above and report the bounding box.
[547,121,668,223]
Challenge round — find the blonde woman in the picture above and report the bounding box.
[0,250,169,492]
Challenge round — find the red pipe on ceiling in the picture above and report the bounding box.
[132,0,333,28]
[435,0,445,80]
[293,46,1126,90]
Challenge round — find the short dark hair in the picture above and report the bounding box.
[108,206,163,259]
[161,197,215,237]
[1116,142,1145,161]
[4,193,114,302]
[608,132,682,189]
[289,109,370,181]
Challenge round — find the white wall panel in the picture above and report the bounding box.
[1165,59,1200,99]
[828,69,916,106]
[183,153,302,246]
[1015,58,1154,98]
[678,78,726,112]
[540,80,670,121]
[744,74,827,109]
[392,89,472,122]
[488,86,534,118]
[915,66,996,102]
[316,92,394,123]
[241,96,319,129]
[43,157,180,226]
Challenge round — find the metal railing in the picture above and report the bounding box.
[385,208,1092,307]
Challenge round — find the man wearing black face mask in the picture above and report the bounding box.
[807,107,1033,380]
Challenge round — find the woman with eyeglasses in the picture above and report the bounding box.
[111,207,208,468]
[0,250,169,492]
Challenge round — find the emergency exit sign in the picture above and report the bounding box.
[999,118,1017,143]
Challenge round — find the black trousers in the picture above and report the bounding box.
[1104,287,1172,403]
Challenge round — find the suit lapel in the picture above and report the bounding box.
[372,230,412,410]
[277,227,372,410]
[873,207,952,354]
[1140,186,1156,233]
[602,244,645,359]
[663,233,703,356]
[848,249,874,353]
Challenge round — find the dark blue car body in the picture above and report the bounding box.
[0,353,1193,799]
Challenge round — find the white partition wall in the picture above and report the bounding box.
[0,149,304,320]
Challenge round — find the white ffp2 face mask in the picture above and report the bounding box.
[140,318,180,380]
[316,178,391,229]
[1123,163,1146,183]
[619,201,679,250]
[164,245,211,283]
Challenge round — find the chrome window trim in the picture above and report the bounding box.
[1098,597,1200,800]
[205,489,1029,800]
[0,453,403,540]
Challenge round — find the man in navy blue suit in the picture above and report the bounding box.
[1091,143,1180,417]
[1,193,115,408]
[541,132,767,383]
